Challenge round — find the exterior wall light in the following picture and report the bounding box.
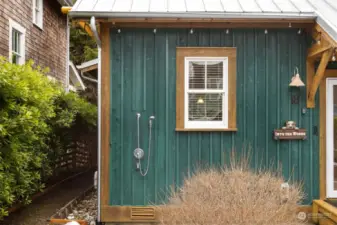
[289,67,305,87]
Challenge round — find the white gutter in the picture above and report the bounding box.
[81,71,98,83]
[66,14,70,92]
[89,16,102,222]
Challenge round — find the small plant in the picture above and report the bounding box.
[156,152,305,225]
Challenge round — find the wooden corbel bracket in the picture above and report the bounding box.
[307,48,334,108]
[307,39,331,60]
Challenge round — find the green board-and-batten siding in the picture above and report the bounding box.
[109,28,319,206]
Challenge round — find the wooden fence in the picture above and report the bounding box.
[54,150,91,172]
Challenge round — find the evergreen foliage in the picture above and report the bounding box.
[0,58,97,219]
[70,25,98,65]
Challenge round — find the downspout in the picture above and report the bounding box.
[65,14,70,92]
[81,71,98,83]
[89,16,102,222]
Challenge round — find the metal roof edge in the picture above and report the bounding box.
[68,11,316,20]
[315,12,337,45]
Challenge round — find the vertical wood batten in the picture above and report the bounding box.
[100,22,111,218]
[108,29,318,206]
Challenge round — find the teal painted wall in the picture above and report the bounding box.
[109,28,320,206]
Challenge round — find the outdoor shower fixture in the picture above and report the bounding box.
[134,113,155,176]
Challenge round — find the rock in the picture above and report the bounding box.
[67,213,75,220]
[65,191,98,223]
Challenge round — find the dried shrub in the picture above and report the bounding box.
[156,152,305,225]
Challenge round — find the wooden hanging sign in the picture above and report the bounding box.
[274,121,307,140]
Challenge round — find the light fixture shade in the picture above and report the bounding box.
[197,97,204,104]
[289,73,305,87]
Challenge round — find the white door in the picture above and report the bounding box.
[326,78,337,198]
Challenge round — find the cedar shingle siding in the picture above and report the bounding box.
[0,0,67,84]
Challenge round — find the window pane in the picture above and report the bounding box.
[36,0,40,8]
[188,93,223,121]
[12,29,15,51]
[12,29,17,51]
[16,31,20,53]
[189,61,205,89]
[12,53,18,64]
[207,61,223,89]
[12,29,20,52]
[36,10,40,25]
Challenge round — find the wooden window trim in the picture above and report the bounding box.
[176,47,237,132]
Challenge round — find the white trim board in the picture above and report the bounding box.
[32,0,43,29]
[326,78,337,198]
[8,18,26,65]
[184,57,228,129]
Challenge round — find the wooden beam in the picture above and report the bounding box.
[307,48,333,108]
[313,200,337,223]
[100,22,111,211]
[319,74,327,199]
[79,64,98,73]
[307,40,332,60]
[314,23,337,48]
[306,58,315,108]
[48,219,88,225]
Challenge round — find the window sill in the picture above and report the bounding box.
[33,23,43,31]
[175,128,237,132]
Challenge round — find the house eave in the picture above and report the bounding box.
[68,11,317,21]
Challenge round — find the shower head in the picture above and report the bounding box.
[149,116,155,120]
[136,113,141,118]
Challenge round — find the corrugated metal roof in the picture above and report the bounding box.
[57,0,72,6]
[69,0,337,43]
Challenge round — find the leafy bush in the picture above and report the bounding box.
[156,153,304,225]
[0,58,97,219]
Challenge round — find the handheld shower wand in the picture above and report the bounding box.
[134,113,155,176]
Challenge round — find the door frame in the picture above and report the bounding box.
[320,70,337,199]
[326,77,337,198]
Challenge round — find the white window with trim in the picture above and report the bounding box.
[184,57,228,129]
[9,19,26,65]
[33,0,43,28]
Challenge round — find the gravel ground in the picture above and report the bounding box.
[0,171,94,225]
[65,191,97,225]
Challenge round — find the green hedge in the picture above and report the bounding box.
[0,58,97,219]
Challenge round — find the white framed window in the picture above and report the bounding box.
[33,0,43,28]
[184,57,228,129]
[9,19,26,65]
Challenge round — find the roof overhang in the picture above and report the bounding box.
[69,11,317,20]
[57,0,72,6]
[76,58,98,73]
